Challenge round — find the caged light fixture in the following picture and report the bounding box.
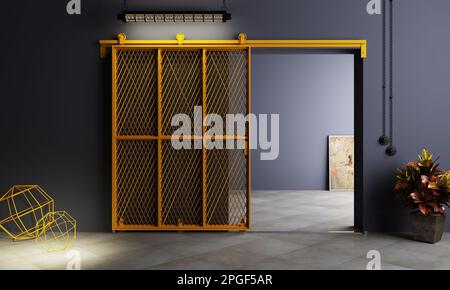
[118,0,232,23]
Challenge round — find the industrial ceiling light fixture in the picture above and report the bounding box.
[118,0,232,23]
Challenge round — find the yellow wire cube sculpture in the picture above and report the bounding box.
[0,185,77,252]
[36,211,76,252]
[0,185,54,241]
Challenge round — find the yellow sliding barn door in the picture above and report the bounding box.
[111,46,251,231]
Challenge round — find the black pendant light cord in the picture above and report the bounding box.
[379,0,396,155]
[379,0,390,146]
[383,0,387,136]
[389,0,393,144]
[386,0,397,156]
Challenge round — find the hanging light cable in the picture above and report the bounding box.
[379,0,390,146]
[386,0,397,156]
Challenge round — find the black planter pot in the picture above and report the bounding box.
[410,212,445,243]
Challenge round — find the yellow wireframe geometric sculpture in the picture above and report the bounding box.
[0,185,54,241]
[36,211,77,252]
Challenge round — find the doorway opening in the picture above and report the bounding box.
[250,49,363,233]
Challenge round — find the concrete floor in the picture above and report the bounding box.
[1,190,449,270]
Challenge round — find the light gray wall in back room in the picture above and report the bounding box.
[251,50,354,190]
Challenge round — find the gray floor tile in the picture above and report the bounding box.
[147,256,230,270]
[277,246,357,269]
[237,256,310,270]
[332,257,412,270]
[309,233,400,257]
[235,236,306,257]
[182,246,272,269]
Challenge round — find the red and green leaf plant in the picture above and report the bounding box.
[395,149,450,215]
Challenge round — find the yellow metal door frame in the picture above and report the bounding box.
[102,33,367,232]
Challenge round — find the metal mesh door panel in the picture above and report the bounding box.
[206,147,248,227]
[206,50,248,136]
[116,140,158,226]
[116,49,158,136]
[161,141,203,226]
[205,49,249,228]
[161,50,202,136]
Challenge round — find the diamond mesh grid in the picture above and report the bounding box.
[112,47,249,230]
[116,140,158,226]
[116,49,158,136]
[206,146,248,226]
[161,141,203,226]
[161,50,202,136]
[206,50,248,136]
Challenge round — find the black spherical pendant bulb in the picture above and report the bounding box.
[378,135,390,146]
[386,145,397,156]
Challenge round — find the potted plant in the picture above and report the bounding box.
[394,149,450,243]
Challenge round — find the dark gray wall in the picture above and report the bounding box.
[252,51,354,190]
[1,0,450,232]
